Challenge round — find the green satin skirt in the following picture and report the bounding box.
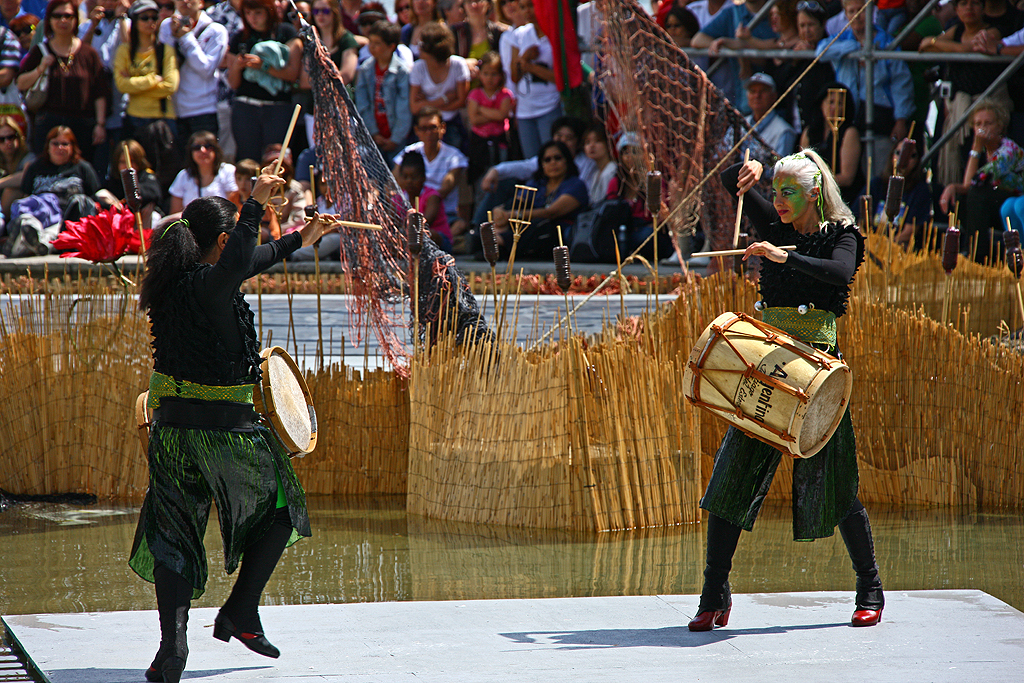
[128,421,312,598]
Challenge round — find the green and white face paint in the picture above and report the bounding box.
[771,172,818,226]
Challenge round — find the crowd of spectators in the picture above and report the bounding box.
[0,0,1021,264]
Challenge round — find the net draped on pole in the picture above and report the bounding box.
[301,25,490,371]
[594,0,777,258]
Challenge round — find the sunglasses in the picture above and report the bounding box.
[49,140,71,148]
[796,0,824,12]
[13,25,34,36]
[50,12,76,19]
[0,133,18,142]
[136,13,159,21]
[191,143,214,152]
[542,155,564,162]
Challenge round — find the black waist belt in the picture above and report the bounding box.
[153,396,258,432]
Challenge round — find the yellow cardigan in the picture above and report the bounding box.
[113,43,179,119]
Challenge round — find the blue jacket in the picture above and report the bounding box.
[816,28,915,122]
[355,53,412,149]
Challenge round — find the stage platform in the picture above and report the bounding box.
[4,590,1023,682]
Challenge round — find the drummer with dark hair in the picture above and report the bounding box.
[129,167,335,683]
[690,149,883,631]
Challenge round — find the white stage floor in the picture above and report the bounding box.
[5,590,1023,682]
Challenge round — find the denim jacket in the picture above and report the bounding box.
[355,53,412,148]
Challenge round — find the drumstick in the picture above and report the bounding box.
[699,245,797,259]
[732,149,751,249]
[273,104,302,176]
[324,218,384,231]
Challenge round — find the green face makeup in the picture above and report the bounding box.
[771,174,814,224]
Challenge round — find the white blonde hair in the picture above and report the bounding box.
[773,148,855,226]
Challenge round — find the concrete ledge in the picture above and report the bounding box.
[4,590,1023,682]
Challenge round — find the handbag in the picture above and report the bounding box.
[23,44,50,114]
[569,199,631,263]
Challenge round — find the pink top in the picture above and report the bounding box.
[467,86,514,138]
[395,186,452,241]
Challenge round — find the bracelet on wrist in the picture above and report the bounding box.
[969,149,982,159]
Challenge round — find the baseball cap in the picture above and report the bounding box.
[128,0,159,17]
[745,72,776,91]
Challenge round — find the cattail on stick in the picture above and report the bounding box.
[884,175,904,221]
[896,138,917,174]
[120,168,142,212]
[1008,247,1024,278]
[1003,229,1021,252]
[407,210,425,255]
[553,245,571,292]
[942,226,960,275]
[480,221,499,266]
[646,171,661,213]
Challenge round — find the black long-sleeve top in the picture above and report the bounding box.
[721,163,865,317]
[150,198,303,385]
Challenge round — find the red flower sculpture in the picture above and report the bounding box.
[52,205,149,263]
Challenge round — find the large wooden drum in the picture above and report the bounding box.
[682,312,852,458]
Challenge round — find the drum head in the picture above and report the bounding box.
[796,366,851,457]
[261,348,316,455]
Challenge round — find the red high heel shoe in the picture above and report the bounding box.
[851,607,882,627]
[688,606,731,632]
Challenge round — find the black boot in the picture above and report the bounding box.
[148,565,191,683]
[838,500,884,626]
[215,506,292,658]
[689,514,742,631]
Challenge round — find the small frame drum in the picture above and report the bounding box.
[253,346,318,457]
[682,312,852,458]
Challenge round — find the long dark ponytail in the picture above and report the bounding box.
[139,197,240,310]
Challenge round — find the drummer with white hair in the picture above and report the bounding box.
[689,149,884,632]
[129,167,335,683]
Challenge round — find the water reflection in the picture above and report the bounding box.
[1,497,1021,617]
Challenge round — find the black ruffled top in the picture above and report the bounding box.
[721,164,865,318]
[148,197,303,386]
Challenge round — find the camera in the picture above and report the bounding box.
[103,9,114,19]
[179,15,192,28]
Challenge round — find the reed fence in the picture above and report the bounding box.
[406,335,702,532]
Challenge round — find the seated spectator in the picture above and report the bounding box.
[490,139,589,258]
[3,126,100,256]
[475,115,596,226]
[114,0,179,141]
[582,123,617,206]
[663,6,701,48]
[817,0,914,167]
[744,73,797,157]
[298,0,359,148]
[0,116,33,216]
[392,107,469,236]
[260,142,307,234]
[396,150,452,251]
[354,19,411,165]
[465,50,513,185]
[438,0,464,25]
[922,0,1006,187]
[96,138,163,230]
[606,133,671,261]
[858,132,932,248]
[228,157,281,242]
[393,0,412,29]
[356,12,414,66]
[940,99,1024,263]
[691,0,778,114]
[409,21,471,149]
[168,130,237,214]
[799,81,862,205]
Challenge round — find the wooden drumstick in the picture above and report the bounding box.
[325,218,384,231]
[273,104,302,176]
[732,149,751,249]
[699,245,796,259]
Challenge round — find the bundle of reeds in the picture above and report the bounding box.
[0,281,151,498]
[406,327,702,532]
[294,364,410,495]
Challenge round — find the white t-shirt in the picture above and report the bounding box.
[409,56,471,121]
[393,142,468,215]
[687,0,725,28]
[499,25,521,93]
[512,24,562,119]
[169,163,238,208]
